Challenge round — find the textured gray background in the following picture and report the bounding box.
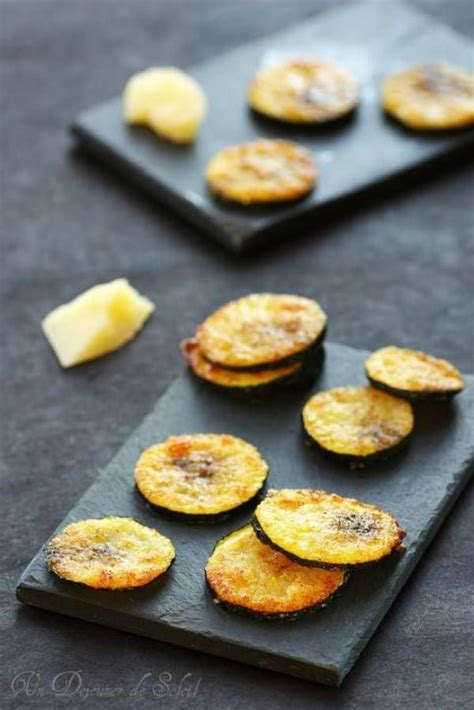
[1,0,473,708]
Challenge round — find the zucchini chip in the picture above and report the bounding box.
[197,293,327,370]
[206,139,317,204]
[249,59,359,124]
[135,433,268,520]
[382,64,474,130]
[46,517,175,590]
[205,524,347,618]
[365,346,465,400]
[302,386,414,462]
[252,489,405,567]
[181,337,307,393]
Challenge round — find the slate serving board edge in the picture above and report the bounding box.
[71,117,474,255]
[16,456,473,686]
[70,120,229,248]
[70,0,474,253]
[15,342,474,686]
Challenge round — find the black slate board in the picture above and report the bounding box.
[71,1,474,252]
[17,343,473,686]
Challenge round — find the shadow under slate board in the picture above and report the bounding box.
[71,1,474,253]
[17,343,473,686]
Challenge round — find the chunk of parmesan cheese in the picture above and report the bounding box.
[42,278,154,367]
[123,67,207,143]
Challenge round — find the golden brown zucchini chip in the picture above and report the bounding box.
[252,489,405,568]
[205,524,347,618]
[46,517,175,590]
[365,346,465,400]
[249,59,359,124]
[197,293,327,370]
[382,64,474,130]
[205,139,317,204]
[135,434,268,520]
[302,386,414,463]
[181,337,303,393]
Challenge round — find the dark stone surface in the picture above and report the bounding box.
[73,1,474,251]
[1,0,473,708]
[16,343,474,686]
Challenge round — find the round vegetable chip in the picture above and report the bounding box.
[302,385,414,462]
[181,337,302,392]
[205,524,347,618]
[135,433,268,519]
[365,346,464,400]
[197,293,326,370]
[253,489,405,567]
[249,59,359,124]
[47,517,175,589]
[206,139,317,204]
[382,64,474,130]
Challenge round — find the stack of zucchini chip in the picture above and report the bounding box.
[182,293,327,394]
[135,433,269,522]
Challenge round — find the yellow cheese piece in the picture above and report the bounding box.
[123,67,207,143]
[42,278,154,367]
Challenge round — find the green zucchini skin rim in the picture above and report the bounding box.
[366,372,464,402]
[205,525,350,619]
[301,415,413,467]
[251,515,406,570]
[135,480,268,525]
[205,573,348,621]
[48,554,176,590]
[187,357,302,397]
[249,102,359,128]
[291,345,326,389]
[201,324,327,373]
[189,345,325,397]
